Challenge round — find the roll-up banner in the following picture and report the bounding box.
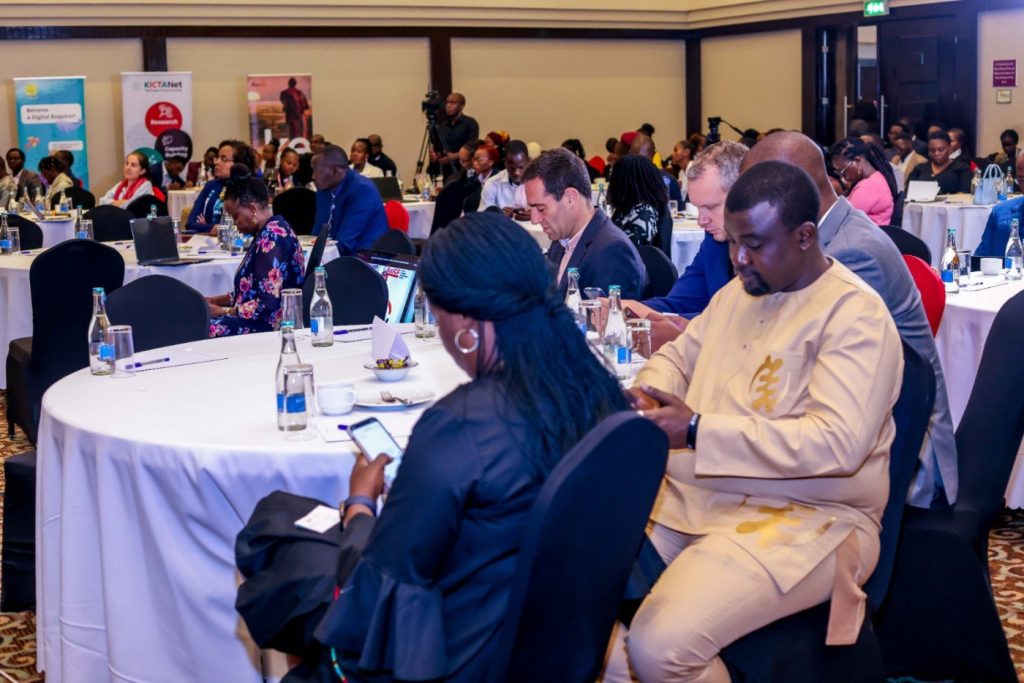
[122,71,194,166]
[14,76,89,189]
[246,74,313,153]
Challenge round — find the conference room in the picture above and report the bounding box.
[0,0,1023,681]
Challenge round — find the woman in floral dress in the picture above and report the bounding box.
[207,165,305,337]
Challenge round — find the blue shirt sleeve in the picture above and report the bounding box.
[642,236,720,316]
[333,178,388,256]
[186,183,217,232]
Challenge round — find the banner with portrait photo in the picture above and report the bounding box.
[121,71,194,166]
[14,75,90,189]
[246,74,313,153]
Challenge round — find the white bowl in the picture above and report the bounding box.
[981,257,1002,276]
[364,361,418,382]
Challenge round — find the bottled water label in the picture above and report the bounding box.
[277,393,285,412]
[311,319,319,334]
[76,231,88,239]
[0,239,10,251]
[285,394,306,413]
[614,346,632,365]
[98,343,115,361]
[941,270,955,283]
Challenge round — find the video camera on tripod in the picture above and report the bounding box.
[422,90,445,125]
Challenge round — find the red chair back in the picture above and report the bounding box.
[588,156,606,176]
[903,254,945,336]
[384,200,410,233]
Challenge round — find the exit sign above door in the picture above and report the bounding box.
[864,0,889,16]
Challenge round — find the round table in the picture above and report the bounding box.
[902,200,995,267]
[671,218,704,274]
[0,240,338,388]
[933,274,1024,506]
[22,215,77,247]
[36,327,468,683]
[168,188,200,221]
[403,200,434,239]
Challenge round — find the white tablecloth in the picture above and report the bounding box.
[31,216,76,247]
[933,276,1024,506]
[37,328,468,683]
[404,201,434,240]
[902,201,994,268]
[671,218,704,274]
[0,241,338,388]
[168,189,200,221]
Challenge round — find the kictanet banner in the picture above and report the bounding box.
[14,76,89,188]
[122,71,194,162]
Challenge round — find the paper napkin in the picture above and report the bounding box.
[371,316,411,362]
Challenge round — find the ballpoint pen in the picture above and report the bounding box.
[334,327,372,335]
[128,357,171,369]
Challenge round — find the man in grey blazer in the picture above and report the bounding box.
[741,132,957,507]
[524,148,648,300]
[5,148,43,200]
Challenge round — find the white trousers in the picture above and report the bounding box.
[601,522,877,683]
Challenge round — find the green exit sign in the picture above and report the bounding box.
[864,0,889,16]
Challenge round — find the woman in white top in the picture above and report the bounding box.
[350,138,384,178]
[100,152,154,207]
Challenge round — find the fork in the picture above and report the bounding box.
[380,391,412,405]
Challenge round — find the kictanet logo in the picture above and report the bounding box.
[144,80,184,90]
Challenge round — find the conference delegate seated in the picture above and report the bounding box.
[608,154,670,248]
[206,165,304,337]
[479,139,530,218]
[236,212,630,682]
[602,161,903,682]
[186,139,257,232]
[99,151,155,207]
[311,144,388,255]
[974,150,1024,258]
[830,136,899,226]
[526,148,648,300]
[38,155,74,204]
[907,130,971,194]
[270,147,301,193]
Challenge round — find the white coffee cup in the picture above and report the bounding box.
[981,257,1002,276]
[317,382,356,415]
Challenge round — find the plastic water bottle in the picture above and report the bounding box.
[940,227,960,294]
[565,267,583,331]
[275,322,301,430]
[1005,218,1023,280]
[33,191,44,215]
[603,285,631,379]
[414,285,436,338]
[310,266,334,347]
[88,288,113,375]
[0,215,11,255]
[596,182,609,213]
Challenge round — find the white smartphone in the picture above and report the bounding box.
[349,417,404,488]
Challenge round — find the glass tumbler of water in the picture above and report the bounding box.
[668,200,679,218]
[956,250,972,287]
[78,219,94,240]
[628,318,653,359]
[7,226,19,253]
[105,325,136,378]
[579,300,604,343]
[283,364,316,440]
[279,288,305,332]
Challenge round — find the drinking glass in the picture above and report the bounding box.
[956,250,972,287]
[77,219,93,240]
[279,289,305,334]
[668,200,679,218]
[628,319,653,359]
[105,325,136,378]
[283,364,316,440]
[580,300,604,342]
[7,226,19,253]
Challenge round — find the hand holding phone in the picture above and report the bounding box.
[349,418,404,492]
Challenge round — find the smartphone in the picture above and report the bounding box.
[624,306,640,320]
[349,418,404,488]
[583,286,607,300]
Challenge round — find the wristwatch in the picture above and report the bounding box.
[343,495,377,518]
[686,413,701,450]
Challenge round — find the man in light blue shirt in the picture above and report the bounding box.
[974,150,1024,258]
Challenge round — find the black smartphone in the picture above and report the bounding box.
[583,286,607,300]
[349,417,404,488]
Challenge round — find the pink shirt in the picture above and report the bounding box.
[557,227,587,283]
[848,170,894,226]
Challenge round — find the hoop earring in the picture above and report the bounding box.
[454,328,480,354]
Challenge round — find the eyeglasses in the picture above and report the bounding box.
[217,155,233,163]
[835,159,856,178]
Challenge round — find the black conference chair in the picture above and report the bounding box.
[106,275,210,352]
[85,204,134,242]
[637,245,679,299]
[273,188,317,236]
[1,450,36,612]
[655,208,673,259]
[370,229,416,256]
[874,291,1024,683]
[890,191,906,228]
[5,214,43,250]
[487,412,668,682]
[720,341,936,682]
[6,240,125,443]
[49,186,96,211]
[431,182,468,234]
[463,185,483,214]
[303,224,331,281]
[125,194,168,219]
[301,256,387,326]
[880,225,931,265]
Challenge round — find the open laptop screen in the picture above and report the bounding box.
[131,217,178,263]
[356,249,419,323]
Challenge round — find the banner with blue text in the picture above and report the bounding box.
[14,76,89,189]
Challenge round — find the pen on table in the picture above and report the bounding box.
[334,327,372,336]
[129,357,171,369]
[337,424,349,431]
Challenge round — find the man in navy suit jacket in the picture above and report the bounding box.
[524,148,647,299]
[622,142,748,349]
[311,145,388,255]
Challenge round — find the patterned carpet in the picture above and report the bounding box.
[0,392,1022,682]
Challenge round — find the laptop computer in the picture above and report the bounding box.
[906,180,941,203]
[131,217,212,266]
[371,176,418,203]
[357,249,420,323]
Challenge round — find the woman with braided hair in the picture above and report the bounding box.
[237,210,630,682]
[829,136,900,226]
